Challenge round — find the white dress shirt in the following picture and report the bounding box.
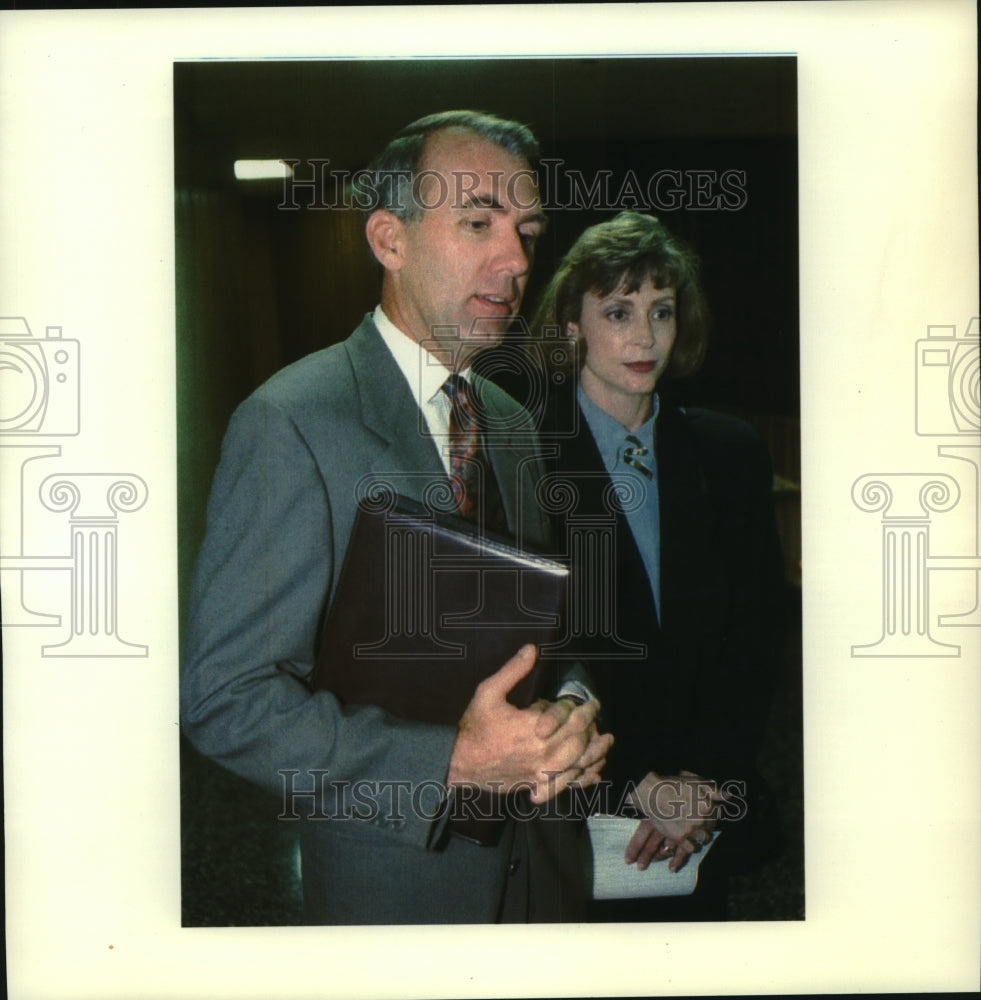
[373,304,472,477]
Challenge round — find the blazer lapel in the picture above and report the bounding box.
[656,404,717,638]
[553,407,660,643]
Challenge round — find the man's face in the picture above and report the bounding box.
[382,128,545,368]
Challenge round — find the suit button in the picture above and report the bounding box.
[508,859,521,876]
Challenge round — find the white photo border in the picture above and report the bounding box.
[1,4,978,998]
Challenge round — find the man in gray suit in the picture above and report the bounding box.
[181,110,613,924]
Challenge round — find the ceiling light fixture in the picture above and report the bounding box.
[233,159,293,181]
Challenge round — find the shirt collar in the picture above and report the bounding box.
[373,305,472,408]
[577,385,659,471]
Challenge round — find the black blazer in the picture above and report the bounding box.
[543,391,786,845]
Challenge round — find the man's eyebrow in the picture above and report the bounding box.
[459,194,546,222]
[459,194,505,211]
[457,193,548,234]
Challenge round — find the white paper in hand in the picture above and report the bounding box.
[585,815,718,900]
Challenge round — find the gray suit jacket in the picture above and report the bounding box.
[181,316,586,924]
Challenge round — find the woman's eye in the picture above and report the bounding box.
[653,307,674,321]
[606,308,627,321]
[464,218,489,232]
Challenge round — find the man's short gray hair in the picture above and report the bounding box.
[359,109,540,223]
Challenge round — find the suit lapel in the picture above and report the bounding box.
[470,374,526,540]
[344,318,446,489]
[343,321,541,543]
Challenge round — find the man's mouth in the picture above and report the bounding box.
[474,294,514,313]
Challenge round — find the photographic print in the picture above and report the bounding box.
[174,54,803,929]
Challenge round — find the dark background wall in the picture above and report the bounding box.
[175,56,802,924]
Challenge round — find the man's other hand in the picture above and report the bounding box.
[446,645,614,803]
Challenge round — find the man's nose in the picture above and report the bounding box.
[495,227,532,278]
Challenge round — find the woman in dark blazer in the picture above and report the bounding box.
[528,211,787,920]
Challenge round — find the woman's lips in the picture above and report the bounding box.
[624,361,656,373]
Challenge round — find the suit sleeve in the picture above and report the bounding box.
[180,395,458,848]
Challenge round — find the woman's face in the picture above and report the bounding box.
[568,276,677,427]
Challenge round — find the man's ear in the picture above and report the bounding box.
[365,209,405,271]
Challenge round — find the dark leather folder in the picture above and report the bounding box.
[311,495,568,845]
[312,494,567,722]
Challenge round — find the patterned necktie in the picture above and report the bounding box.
[443,373,482,518]
[622,433,654,480]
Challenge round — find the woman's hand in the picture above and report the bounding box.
[625,769,724,872]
